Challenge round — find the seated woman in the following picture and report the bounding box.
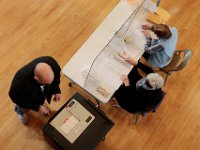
[113,62,164,113]
[142,24,178,68]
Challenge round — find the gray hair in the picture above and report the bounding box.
[146,73,164,89]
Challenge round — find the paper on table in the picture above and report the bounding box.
[123,32,145,60]
[81,66,101,89]
[60,115,79,135]
[96,55,132,89]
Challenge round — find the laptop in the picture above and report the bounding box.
[50,99,95,143]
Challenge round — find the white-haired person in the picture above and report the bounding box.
[113,62,164,113]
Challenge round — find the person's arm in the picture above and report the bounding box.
[51,72,61,102]
[9,87,41,111]
[18,96,41,111]
[125,57,138,66]
[142,29,160,53]
[51,64,61,95]
[142,30,152,47]
[50,63,61,102]
[142,24,154,30]
[145,39,164,54]
[13,97,41,111]
[121,75,130,87]
[118,52,138,66]
[146,37,152,47]
[39,105,50,115]
[137,62,154,74]
[142,24,164,54]
[51,77,61,94]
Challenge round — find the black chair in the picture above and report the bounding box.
[134,91,166,124]
[112,91,166,124]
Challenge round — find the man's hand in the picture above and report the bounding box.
[53,93,61,102]
[121,75,130,86]
[39,105,50,115]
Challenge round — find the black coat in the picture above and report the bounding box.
[9,56,61,111]
[114,62,163,113]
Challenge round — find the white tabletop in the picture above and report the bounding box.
[62,0,155,103]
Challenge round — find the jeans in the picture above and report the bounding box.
[15,105,27,115]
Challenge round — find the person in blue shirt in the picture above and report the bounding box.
[142,24,178,68]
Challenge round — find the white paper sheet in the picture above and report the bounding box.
[60,115,79,135]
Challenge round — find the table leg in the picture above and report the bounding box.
[69,81,75,87]
[95,99,101,109]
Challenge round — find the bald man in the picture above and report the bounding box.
[9,56,61,124]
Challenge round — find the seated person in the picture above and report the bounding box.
[113,62,164,113]
[142,24,178,68]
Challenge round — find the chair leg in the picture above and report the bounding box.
[69,81,75,87]
[164,71,171,85]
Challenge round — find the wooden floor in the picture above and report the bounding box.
[0,0,199,149]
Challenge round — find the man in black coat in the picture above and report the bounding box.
[113,62,164,113]
[9,56,61,124]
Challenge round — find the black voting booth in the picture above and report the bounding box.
[42,93,114,150]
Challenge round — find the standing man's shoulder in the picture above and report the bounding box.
[31,56,61,69]
[31,56,58,64]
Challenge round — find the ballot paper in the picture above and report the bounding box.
[60,115,79,134]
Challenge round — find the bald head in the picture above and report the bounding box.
[34,63,54,84]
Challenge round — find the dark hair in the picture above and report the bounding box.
[152,24,172,39]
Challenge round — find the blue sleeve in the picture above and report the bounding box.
[146,37,152,47]
[145,39,164,54]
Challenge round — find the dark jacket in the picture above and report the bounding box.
[114,84,163,113]
[114,62,163,113]
[9,56,61,111]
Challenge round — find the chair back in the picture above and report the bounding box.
[140,91,166,116]
[175,50,193,70]
[162,50,193,71]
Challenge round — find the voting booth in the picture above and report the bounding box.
[42,93,114,150]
